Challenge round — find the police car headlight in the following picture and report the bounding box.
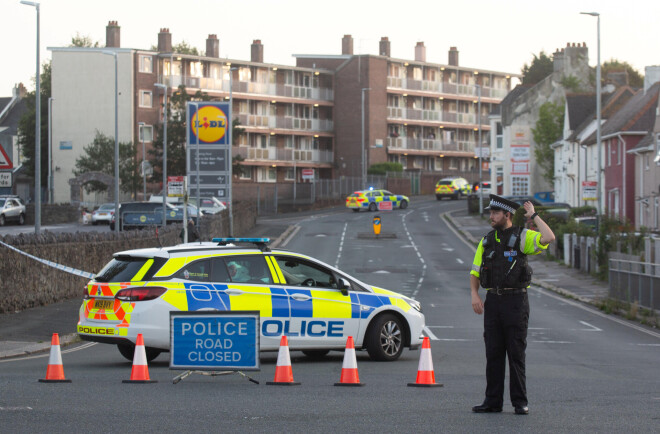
[405,297,422,313]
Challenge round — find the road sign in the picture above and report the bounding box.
[582,181,597,201]
[168,176,185,197]
[0,172,11,188]
[378,201,393,211]
[170,311,260,371]
[0,145,12,169]
[302,169,314,180]
[188,173,228,185]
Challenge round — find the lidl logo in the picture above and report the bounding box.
[190,105,228,144]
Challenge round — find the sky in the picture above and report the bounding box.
[3,0,659,94]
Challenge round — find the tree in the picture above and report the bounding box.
[521,51,554,85]
[70,33,100,47]
[173,41,200,55]
[601,59,644,88]
[532,102,564,185]
[17,61,51,193]
[231,118,246,178]
[73,131,141,195]
[149,85,210,182]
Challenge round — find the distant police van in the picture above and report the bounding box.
[78,238,425,362]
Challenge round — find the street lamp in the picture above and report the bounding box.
[154,83,168,228]
[102,50,119,234]
[20,0,40,233]
[581,11,601,216]
[476,84,483,212]
[361,87,371,189]
[228,66,237,235]
[138,122,146,200]
[48,97,54,204]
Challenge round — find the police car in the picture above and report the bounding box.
[345,189,409,212]
[78,238,425,362]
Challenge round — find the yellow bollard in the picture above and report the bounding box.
[373,215,381,236]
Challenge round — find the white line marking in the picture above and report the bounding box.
[280,224,301,248]
[0,342,97,363]
[423,326,439,340]
[0,407,33,411]
[442,247,454,252]
[636,344,660,347]
[456,258,464,264]
[530,341,575,344]
[579,321,602,332]
[335,222,347,268]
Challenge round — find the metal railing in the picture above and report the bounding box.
[609,259,660,310]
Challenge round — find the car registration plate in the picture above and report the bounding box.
[94,299,114,310]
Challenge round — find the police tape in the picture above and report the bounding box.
[0,239,95,279]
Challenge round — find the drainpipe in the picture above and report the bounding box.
[617,134,626,221]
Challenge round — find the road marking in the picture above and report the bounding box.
[530,341,575,344]
[442,247,454,252]
[636,344,660,347]
[423,326,439,340]
[334,222,347,268]
[533,287,660,340]
[456,258,464,264]
[0,341,97,363]
[578,321,602,332]
[0,407,33,411]
[280,224,301,248]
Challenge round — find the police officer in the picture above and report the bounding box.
[470,194,555,415]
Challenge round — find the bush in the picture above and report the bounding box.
[368,162,403,175]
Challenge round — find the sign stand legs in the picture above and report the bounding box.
[172,370,259,385]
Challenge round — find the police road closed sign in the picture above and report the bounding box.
[378,201,393,211]
[170,311,260,371]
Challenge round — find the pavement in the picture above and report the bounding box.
[0,205,610,360]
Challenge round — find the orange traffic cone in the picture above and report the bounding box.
[335,336,364,387]
[39,333,72,383]
[408,337,443,387]
[123,334,157,383]
[266,336,300,386]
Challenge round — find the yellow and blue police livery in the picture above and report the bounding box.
[345,188,409,212]
[78,238,425,362]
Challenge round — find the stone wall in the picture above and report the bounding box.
[0,202,256,313]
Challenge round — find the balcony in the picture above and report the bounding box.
[386,77,508,100]
[386,137,476,153]
[159,75,334,101]
[234,147,334,164]
[237,113,334,132]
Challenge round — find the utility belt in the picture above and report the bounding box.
[487,288,527,296]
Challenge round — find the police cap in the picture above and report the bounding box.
[484,194,520,214]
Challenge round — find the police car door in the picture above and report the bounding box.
[269,255,361,349]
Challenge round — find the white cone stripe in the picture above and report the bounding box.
[48,345,63,365]
[276,344,292,366]
[341,348,358,369]
[133,345,148,366]
[417,348,434,371]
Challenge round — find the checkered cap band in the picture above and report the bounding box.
[488,200,516,214]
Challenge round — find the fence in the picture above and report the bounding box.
[609,259,660,310]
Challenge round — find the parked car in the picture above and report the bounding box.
[574,216,598,231]
[345,189,409,212]
[0,195,26,226]
[435,177,471,200]
[472,181,492,195]
[502,195,543,207]
[533,191,555,203]
[91,203,115,225]
[188,196,227,215]
[109,201,178,231]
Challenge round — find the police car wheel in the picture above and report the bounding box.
[352,209,360,212]
[117,344,162,362]
[365,313,404,361]
[400,200,408,209]
[302,350,330,359]
[369,203,377,212]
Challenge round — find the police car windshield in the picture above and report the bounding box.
[95,256,151,282]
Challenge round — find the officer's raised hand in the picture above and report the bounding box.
[523,201,535,218]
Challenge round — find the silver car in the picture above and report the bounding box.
[0,196,26,226]
[91,203,115,225]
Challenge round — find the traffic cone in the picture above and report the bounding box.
[266,336,300,386]
[335,336,364,387]
[123,334,157,383]
[39,333,72,383]
[408,337,443,387]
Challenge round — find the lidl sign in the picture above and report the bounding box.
[187,102,230,145]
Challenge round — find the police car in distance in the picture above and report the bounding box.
[78,238,425,362]
[345,188,409,212]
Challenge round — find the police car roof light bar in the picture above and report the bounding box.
[211,237,271,252]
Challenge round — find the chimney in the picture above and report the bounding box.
[553,48,565,73]
[251,39,264,63]
[158,28,172,52]
[448,46,459,66]
[415,42,426,62]
[13,83,27,99]
[206,34,219,58]
[645,66,660,93]
[105,21,120,48]
[606,71,628,87]
[379,37,390,57]
[342,35,353,55]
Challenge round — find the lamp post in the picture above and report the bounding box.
[48,97,53,204]
[361,87,371,189]
[581,11,601,216]
[476,84,484,212]
[20,0,40,233]
[154,83,168,227]
[138,122,146,200]
[102,50,119,234]
[228,67,237,235]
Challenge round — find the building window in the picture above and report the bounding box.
[257,167,276,183]
[139,55,153,73]
[448,157,458,170]
[285,168,295,181]
[140,90,152,108]
[240,167,253,180]
[139,125,153,143]
[511,175,529,195]
[496,122,503,149]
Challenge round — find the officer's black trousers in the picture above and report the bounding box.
[483,291,529,408]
